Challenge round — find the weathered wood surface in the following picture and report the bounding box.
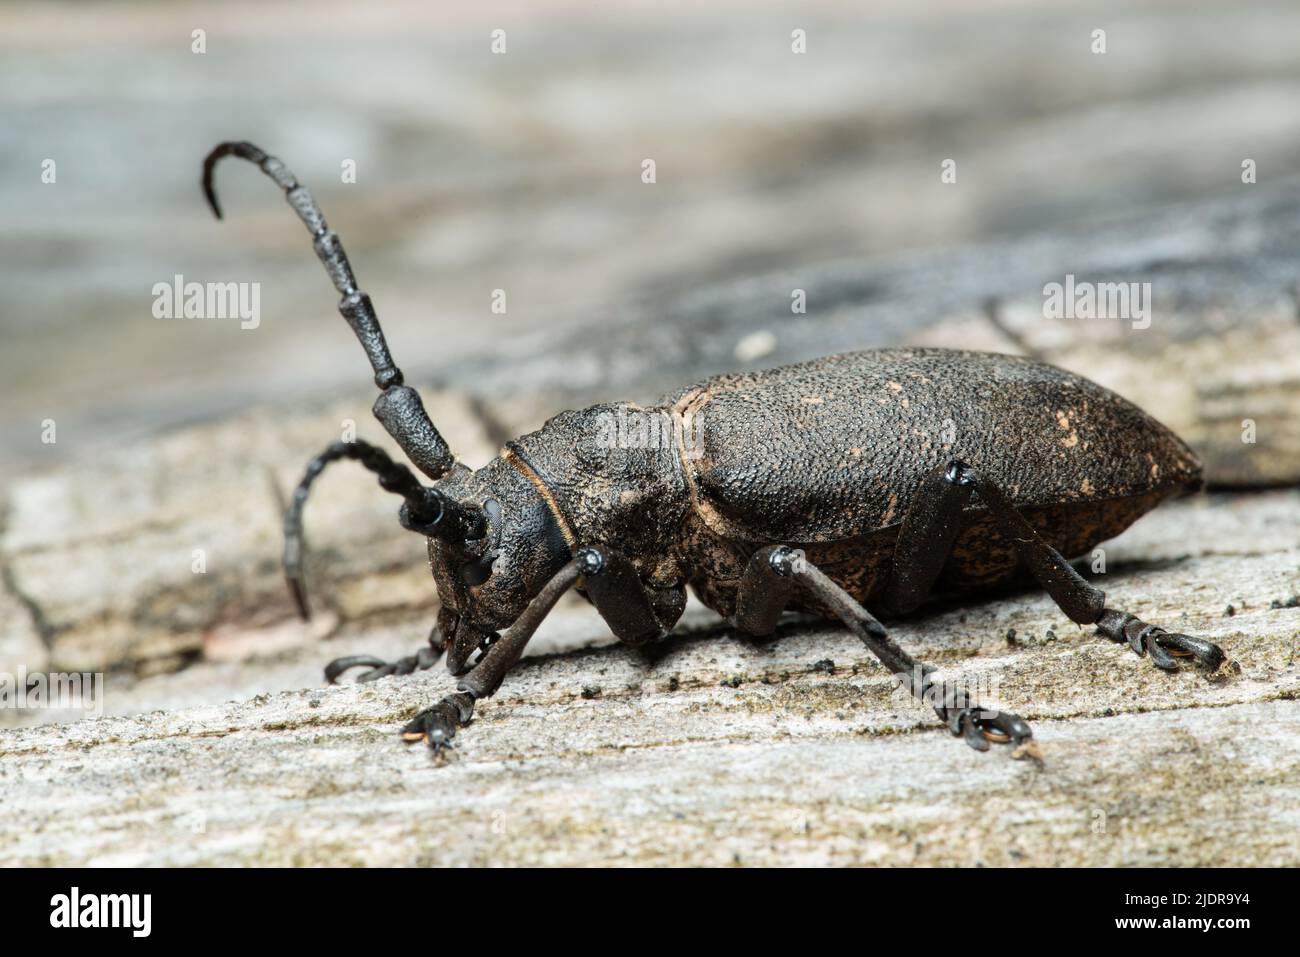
[1,497,1297,864]
[1,392,497,676]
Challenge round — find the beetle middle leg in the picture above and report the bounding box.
[885,460,1227,673]
[733,545,1035,754]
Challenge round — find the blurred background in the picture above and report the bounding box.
[6,0,1300,475]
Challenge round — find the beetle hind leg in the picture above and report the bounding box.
[893,460,1229,675]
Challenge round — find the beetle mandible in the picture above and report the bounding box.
[202,141,1228,759]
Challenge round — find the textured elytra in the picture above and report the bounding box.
[674,348,1200,543]
[432,348,1200,631]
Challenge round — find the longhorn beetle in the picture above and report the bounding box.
[202,141,1228,760]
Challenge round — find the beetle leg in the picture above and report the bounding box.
[324,622,446,684]
[402,690,475,760]
[403,559,582,756]
[880,462,974,615]
[953,462,1228,673]
[402,549,679,758]
[1095,610,1225,671]
[735,545,1036,757]
[575,546,683,647]
[732,545,800,635]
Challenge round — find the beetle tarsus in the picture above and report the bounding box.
[325,624,445,684]
[1095,609,1226,672]
[948,706,1034,755]
[402,691,476,758]
[1157,631,1227,669]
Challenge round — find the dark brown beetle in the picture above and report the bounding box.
[203,142,1227,759]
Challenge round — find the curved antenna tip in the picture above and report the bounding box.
[202,184,224,220]
[201,141,266,220]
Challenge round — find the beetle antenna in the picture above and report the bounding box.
[284,440,484,620]
[202,141,454,481]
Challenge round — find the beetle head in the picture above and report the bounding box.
[418,457,571,675]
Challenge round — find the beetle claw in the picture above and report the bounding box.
[1156,632,1226,670]
[1098,610,1226,674]
[949,707,1033,756]
[1143,628,1180,671]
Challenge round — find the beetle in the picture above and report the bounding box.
[202,141,1228,760]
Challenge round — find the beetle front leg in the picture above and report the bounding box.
[401,690,476,753]
[734,546,1036,756]
[402,548,681,758]
[403,559,582,757]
